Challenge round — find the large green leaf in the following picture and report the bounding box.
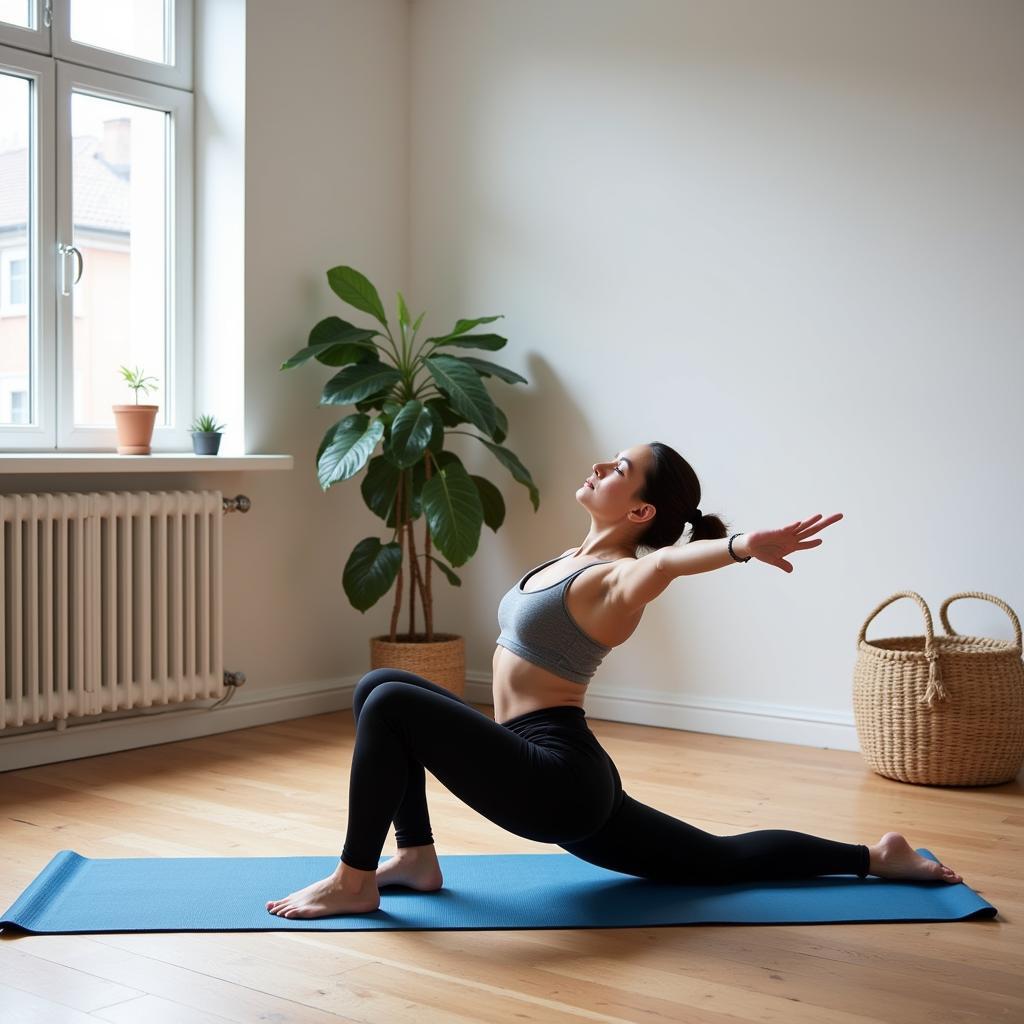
[425,396,466,429]
[409,449,461,520]
[470,474,506,532]
[428,315,503,344]
[356,395,401,417]
[321,361,402,406]
[281,317,379,369]
[326,266,389,327]
[397,291,411,328]
[426,403,445,453]
[421,460,483,567]
[491,405,507,444]
[386,400,434,469]
[457,356,527,384]
[394,451,461,526]
[343,538,402,612]
[358,444,465,532]
[317,414,384,490]
[360,455,400,521]
[424,354,497,436]
[317,342,381,369]
[432,333,507,351]
[473,437,539,511]
[426,554,461,587]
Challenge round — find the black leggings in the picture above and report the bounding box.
[340,668,871,883]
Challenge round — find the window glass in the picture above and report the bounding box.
[71,0,168,65]
[8,255,26,304]
[0,71,31,426]
[71,91,167,425]
[0,0,31,29]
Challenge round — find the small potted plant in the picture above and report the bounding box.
[113,365,159,455]
[190,413,226,455]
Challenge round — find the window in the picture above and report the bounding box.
[1,248,28,314]
[0,1,192,451]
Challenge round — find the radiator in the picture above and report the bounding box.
[1,490,224,730]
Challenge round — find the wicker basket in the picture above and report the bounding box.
[370,633,465,697]
[852,591,1024,786]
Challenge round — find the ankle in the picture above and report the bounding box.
[336,861,379,893]
[868,843,882,875]
[396,843,435,858]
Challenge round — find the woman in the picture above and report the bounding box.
[268,442,962,918]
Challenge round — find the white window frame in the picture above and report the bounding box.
[0,42,56,448]
[52,0,192,91]
[0,1,193,452]
[0,0,49,54]
[56,60,193,451]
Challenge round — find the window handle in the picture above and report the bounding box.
[43,0,53,29]
[58,244,83,296]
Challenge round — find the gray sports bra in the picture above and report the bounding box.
[495,553,613,685]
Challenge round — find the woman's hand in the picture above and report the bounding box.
[743,513,843,573]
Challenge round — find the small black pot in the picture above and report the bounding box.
[191,431,222,455]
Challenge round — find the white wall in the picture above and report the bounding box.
[236,0,410,687]
[409,0,1024,742]
[7,0,1022,768]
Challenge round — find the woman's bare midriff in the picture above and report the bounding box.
[491,553,643,726]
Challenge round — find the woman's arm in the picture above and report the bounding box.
[608,515,842,615]
[607,539,752,615]
[656,536,752,577]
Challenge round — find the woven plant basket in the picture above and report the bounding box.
[370,633,465,698]
[852,591,1024,786]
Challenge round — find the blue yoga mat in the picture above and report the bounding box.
[1,848,996,933]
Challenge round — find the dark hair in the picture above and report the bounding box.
[633,442,730,555]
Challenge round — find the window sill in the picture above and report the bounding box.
[0,453,294,473]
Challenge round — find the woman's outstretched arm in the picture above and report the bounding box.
[608,514,843,614]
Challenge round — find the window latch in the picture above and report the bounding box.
[58,243,83,296]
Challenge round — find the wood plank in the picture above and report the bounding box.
[0,945,141,1013]
[1,706,1019,1024]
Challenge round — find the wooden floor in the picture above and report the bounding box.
[1,704,1021,1023]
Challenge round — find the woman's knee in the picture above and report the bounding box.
[357,679,415,723]
[353,669,408,719]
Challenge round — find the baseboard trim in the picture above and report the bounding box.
[1,670,861,772]
[0,676,359,772]
[465,676,860,752]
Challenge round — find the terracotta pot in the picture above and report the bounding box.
[369,633,465,697]
[112,404,158,454]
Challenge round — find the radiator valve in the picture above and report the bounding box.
[223,670,247,687]
[222,495,251,514]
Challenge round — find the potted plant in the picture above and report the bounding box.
[113,365,159,455]
[190,413,226,455]
[281,264,540,696]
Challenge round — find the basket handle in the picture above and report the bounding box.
[939,591,1023,651]
[857,591,948,707]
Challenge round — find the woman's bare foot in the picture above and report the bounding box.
[266,862,380,918]
[869,832,962,883]
[375,843,444,890]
